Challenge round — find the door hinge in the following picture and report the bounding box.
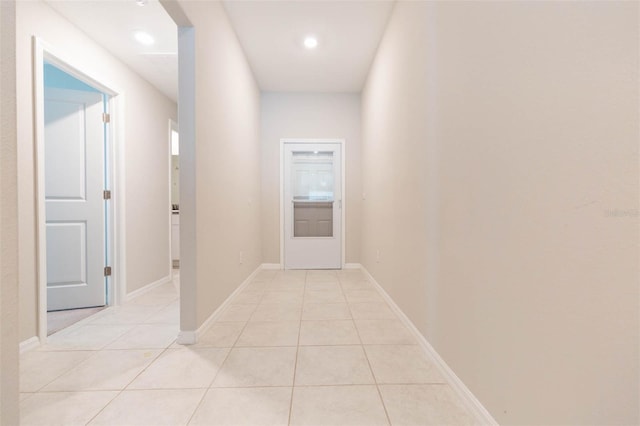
[102,113,110,123]
[104,266,112,277]
[103,190,111,200]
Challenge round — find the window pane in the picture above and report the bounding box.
[292,151,334,201]
[292,151,334,238]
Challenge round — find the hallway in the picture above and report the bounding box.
[19,269,474,425]
[2,1,638,424]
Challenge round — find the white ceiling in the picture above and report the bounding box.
[45,0,395,100]
[46,0,178,101]
[222,0,395,92]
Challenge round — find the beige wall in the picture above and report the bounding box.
[177,1,262,328]
[362,1,639,424]
[0,0,20,423]
[16,1,177,341]
[361,1,436,338]
[261,93,362,265]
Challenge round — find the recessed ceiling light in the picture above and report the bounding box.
[303,36,318,50]
[134,31,155,46]
[136,0,148,6]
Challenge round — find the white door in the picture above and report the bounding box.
[45,87,106,311]
[284,143,342,269]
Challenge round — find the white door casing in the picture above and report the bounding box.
[45,87,106,311]
[283,142,342,269]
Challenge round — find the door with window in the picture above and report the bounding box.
[283,142,342,269]
[45,87,107,311]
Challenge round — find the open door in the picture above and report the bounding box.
[44,87,107,311]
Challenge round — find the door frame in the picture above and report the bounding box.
[168,119,178,270]
[280,138,346,269]
[33,37,126,343]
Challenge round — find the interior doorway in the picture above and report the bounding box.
[43,67,110,334]
[34,39,123,341]
[170,121,180,270]
[282,140,344,269]
[43,65,109,313]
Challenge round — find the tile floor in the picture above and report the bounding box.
[47,306,107,336]
[20,269,476,426]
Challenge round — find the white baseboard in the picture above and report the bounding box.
[124,274,172,302]
[343,262,362,269]
[177,264,264,345]
[359,266,498,426]
[20,336,40,354]
[176,330,196,345]
[261,263,282,270]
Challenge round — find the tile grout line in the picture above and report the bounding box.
[83,390,122,425]
[85,277,180,423]
[287,270,307,426]
[25,381,452,395]
[27,349,102,394]
[32,318,174,408]
[184,347,231,425]
[26,271,414,425]
[229,273,291,322]
[24,276,178,424]
[339,269,393,426]
[83,340,170,424]
[185,270,276,425]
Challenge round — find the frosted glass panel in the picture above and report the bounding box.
[292,151,334,237]
[292,151,334,201]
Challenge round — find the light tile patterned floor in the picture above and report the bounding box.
[20,269,476,426]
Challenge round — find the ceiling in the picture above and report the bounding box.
[46,0,178,101]
[46,0,396,100]
[222,1,395,92]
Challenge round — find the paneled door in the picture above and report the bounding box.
[45,87,106,311]
[284,142,342,269]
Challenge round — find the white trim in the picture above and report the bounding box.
[112,93,127,307]
[261,263,282,270]
[19,337,40,354]
[34,38,47,344]
[33,37,126,342]
[279,138,346,270]
[359,266,499,425]
[168,119,178,272]
[343,262,362,270]
[176,264,264,345]
[124,274,172,302]
[279,141,284,269]
[341,141,346,269]
[176,330,197,345]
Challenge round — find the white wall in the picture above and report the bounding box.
[362,1,639,424]
[261,93,361,265]
[16,1,177,341]
[174,1,262,331]
[0,0,20,423]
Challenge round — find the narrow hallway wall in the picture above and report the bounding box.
[174,1,262,330]
[362,1,639,424]
[361,0,437,348]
